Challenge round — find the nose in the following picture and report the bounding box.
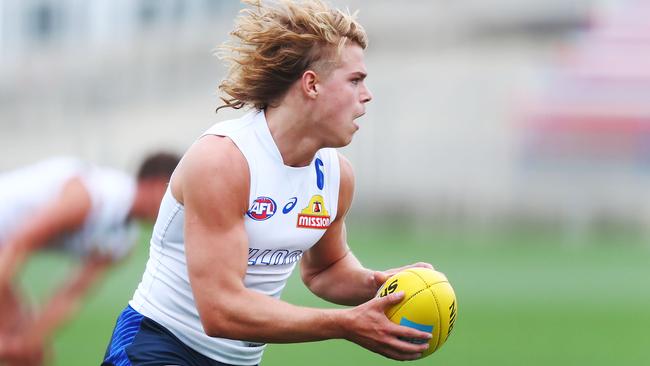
[361,83,373,103]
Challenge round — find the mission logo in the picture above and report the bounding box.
[297,195,330,229]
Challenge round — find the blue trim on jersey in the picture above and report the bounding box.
[103,305,143,366]
[315,158,324,190]
[399,317,434,333]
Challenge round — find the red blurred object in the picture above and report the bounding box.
[521,0,650,166]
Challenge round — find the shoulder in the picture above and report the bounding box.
[202,111,259,137]
[337,152,354,193]
[335,152,355,219]
[173,135,250,208]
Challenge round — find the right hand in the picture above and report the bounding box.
[343,291,432,361]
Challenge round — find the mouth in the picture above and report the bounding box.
[352,111,365,130]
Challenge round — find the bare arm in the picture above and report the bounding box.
[175,136,430,360]
[300,153,375,305]
[300,154,433,305]
[0,177,91,288]
[0,254,111,366]
[27,254,112,344]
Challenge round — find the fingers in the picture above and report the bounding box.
[374,262,436,288]
[369,292,432,341]
[403,262,434,270]
[370,296,433,359]
[0,334,19,358]
[392,324,433,346]
[381,348,424,361]
[387,334,430,353]
[0,334,45,365]
[372,271,388,288]
[349,289,434,361]
[374,291,404,310]
[377,329,431,361]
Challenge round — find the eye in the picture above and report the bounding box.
[351,78,360,85]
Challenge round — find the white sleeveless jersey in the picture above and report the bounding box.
[0,157,137,261]
[130,111,341,365]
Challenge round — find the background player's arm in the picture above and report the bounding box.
[0,177,90,288]
[28,254,112,343]
[1,254,112,362]
[300,154,432,306]
[0,177,95,364]
[176,136,430,360]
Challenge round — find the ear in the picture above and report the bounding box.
[301,70,319,99]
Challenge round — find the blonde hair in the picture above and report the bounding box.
[216,0,368,112]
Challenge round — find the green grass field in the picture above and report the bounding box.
[20,224,650,365]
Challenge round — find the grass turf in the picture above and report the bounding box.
[19,225,650,365]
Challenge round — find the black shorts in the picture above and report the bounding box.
[102,305,254,366]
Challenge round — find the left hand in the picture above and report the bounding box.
[371,262,434,291]
[0,333,46,366]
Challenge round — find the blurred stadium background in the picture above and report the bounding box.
[2,0,650,365]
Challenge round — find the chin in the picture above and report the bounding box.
[326,135,353,148]
[339,134,356,147]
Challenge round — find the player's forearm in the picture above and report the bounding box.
[0,242,29,287]
[303,253,377,306]
[28,289,81,342]
[198,287,350,343]
[0,223,68,287]
[28,257,108,341]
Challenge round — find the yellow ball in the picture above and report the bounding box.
[376,268,458,358]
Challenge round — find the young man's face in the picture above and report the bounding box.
[314,43,373,147]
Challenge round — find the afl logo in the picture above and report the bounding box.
[247,196,277,221]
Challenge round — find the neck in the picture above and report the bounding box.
[264,106,321,167]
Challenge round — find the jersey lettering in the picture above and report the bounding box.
[248,248,304,265]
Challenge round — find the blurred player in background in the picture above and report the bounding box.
[102,1,435,365]
[0,152,179,366]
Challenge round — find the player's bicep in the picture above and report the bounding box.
[179,136,250,319]
[184,204,249,289]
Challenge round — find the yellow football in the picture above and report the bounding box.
[376,268,457,358]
